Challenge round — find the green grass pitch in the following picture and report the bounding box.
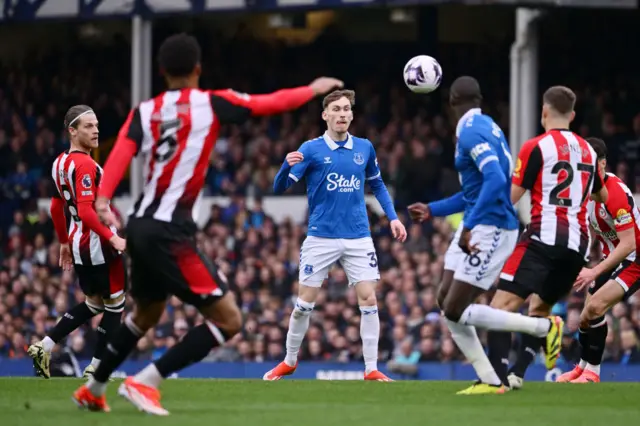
[1,378,637,426]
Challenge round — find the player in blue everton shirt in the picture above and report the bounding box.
[408,77,561,394]
[264,89,407,382]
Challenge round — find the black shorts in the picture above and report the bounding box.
[498,239,585,305]
[589,259,640,301]
[75,255,127,299]
[125,217,228,308]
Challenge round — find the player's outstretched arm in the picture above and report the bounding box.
[210,78,344,125]
[429,191,466,217]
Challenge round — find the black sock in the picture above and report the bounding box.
[578,327,590,364]
[48,303,97,343]
[509,332,544,378]
[586,317,607,367]
[93,317,143,383]
[94,307,124,360]
[488,331,511,386]
[154,323,226,378]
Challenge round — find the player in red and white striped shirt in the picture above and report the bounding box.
[557,137,640,383]
[73,33,343,414]
[482,86,609,389]
[28,105,127,380]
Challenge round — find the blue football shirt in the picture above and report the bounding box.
[455,108,519,230]
[287,132,385,239]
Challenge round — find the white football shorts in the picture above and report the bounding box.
[447,224,519,290]
[298,236,380,287]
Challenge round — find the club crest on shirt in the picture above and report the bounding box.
[303,264,313,275]
[599,206,608,219]
[353,152,365,165]
[82,174,92,189]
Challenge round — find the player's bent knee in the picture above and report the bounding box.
[354,281,377,306]
[441,301,464,323]
[585,297,608,319]
[102,294,126,314]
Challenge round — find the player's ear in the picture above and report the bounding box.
[193,63,202,78]
[569,110,576,123]
[321,110,328,121]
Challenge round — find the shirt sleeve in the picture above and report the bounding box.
[73,159,98,204]
[209,87,315,125]
[605,181,635,232]
[289,142,312,182]
[461,131,499,173]
[98,107,142,199]
[365,143,381,181]
[512,138,542,190]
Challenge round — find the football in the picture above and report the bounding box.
[403,55,443,94]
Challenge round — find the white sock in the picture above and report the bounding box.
[134,363,163,388]
[585,363,600,375]
[460,304,550,337]
[86,376,108,396]
[360,305,380,374]
[579,359,587,369]
[285,298,315,367]
[90,357,100,368]
[445,319,502,386]
[41,336,55,353]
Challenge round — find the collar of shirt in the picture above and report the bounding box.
[455,108,482,138]
[323,131,354,151]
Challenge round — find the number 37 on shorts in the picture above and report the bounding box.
[451,225,519,290]
[298,236,381,287]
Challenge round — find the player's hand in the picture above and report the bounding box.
[390,219,407,242]
[309,77,344,95]
[96,196,121,229]
[59,243,73,272]
[458,227,478,255]
[109,234,127,253]
[573,267,598,292]
[285,151,304,167]
[407,203,432,222]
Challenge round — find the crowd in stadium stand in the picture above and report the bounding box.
[2,31,640,372]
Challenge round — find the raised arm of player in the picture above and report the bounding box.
[462,139,507,230]
[209,78,343,125]
[273,143,311,194]
[73,161,116,242]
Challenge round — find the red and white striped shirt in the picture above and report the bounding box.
[99,86,316,225]
[588,173,640,262]
[51,151,118,266]
[513,129,603,259]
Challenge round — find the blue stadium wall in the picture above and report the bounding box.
[2,360,640,382]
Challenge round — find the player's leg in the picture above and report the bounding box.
[508,294,550,388]
[84,258,127,377]
[29,265,105,379]
[440,278,504,391]
[264,237,339,380]
[571,264,640,383]
[437,224,465,308]
[73,220,168,412]
[341,237,389,380]
[119,236,241,415]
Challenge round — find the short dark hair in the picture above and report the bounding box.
[449,76,482,107]
[158,33,201,78]
[543,86,576,115]
[586,137,607,160]
[64,105,93,130]
[322,90,355,109]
